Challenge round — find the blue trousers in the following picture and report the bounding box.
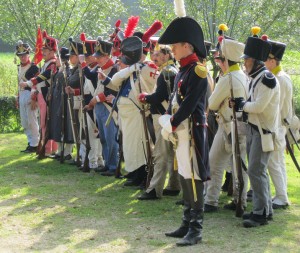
[95,103,119,171]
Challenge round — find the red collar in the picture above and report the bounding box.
[101,59,114,70]
[21,60,31,67]
[179,53,199,68]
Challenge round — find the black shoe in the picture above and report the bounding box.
[24,146,37,153]
[204,204,218,213]
[64,154,72,161]
[95,166,108,173]
[247,190,253,202]
[243,213,268,228]
[165,225,189,238]
[272,203,288,209]
[163,189,180,196]
[175,199,184,206]
[243,212,273,221]
[138,189,158,200]
[101,170,115,177]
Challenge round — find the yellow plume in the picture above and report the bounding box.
[251,26,261,36]
[218,24,228,32]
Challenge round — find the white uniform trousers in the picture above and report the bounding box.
[19,90,39,146]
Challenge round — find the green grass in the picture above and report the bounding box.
[0,133,299,252]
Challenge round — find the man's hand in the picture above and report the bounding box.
[65,86,74,95]
[97,69,107,81]
[84,104,94,111]
[106,94,115,104]
[78,54,85,64]
[19,82,28,89]
[138,92,148,103]
[15,97,19,109]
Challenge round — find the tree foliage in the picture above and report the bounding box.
[138,0,299,50]
[0,0,126,47]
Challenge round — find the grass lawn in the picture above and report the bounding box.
[0,133,299,253]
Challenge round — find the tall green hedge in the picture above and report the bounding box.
[0,96,22,133]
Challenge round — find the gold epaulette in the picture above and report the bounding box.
[195,63,207,79]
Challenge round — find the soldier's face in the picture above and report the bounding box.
[95,55,109,67]
[243,58,254,74]
[42,48,54,61]
[171,43,190,61]
[151,51,160,66]
[18,54,30,64]
[264,58,276,71]
[69,55,79,66]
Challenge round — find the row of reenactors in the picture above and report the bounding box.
[15,12,294,247]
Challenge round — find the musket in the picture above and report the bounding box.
[79,65,91,172]
[284,118,300,151]
[230,73,244,217]
[135,66,154,188]
[285,136,300,173]
[115,129,124,178]
[38,64,55,159]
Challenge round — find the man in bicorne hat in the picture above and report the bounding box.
[15,41,40,153]
[264,38,292,209]
[232,29,280,227]
[158,15,210,246]
[19,31,58,156]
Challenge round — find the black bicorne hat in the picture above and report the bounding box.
[68,38,84,56]
[15,40,31,55]
[120,36,143,65]
[93,37,113,57]
[60,47,69,60]
[158,17,206,58]
[268,40,286,61]
[243,37,271,62]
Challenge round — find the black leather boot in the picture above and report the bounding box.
[176,209,203,246]
[165,203,190,238]
[221,171,232,192]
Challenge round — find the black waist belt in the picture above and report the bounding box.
[24,87,31,91]
[248,122,271,134]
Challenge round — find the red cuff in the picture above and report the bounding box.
[74,89,81,96]
[98,93,106,102]
[31,78,38,86]
[81,62,87,69]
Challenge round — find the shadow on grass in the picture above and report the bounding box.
[0,133,299,253]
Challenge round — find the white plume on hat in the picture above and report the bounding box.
[221,39,245,62]
[174,0,186,17]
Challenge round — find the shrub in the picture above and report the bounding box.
[0,96,22,133]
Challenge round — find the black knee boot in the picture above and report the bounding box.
[176,209,203,246]
[165,203,190,238]
[165,176,190,238]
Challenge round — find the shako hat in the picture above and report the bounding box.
[93,36,113,57]
[15,40,32,55]
[120,36,143,65]
[68,37,84,56]
[59,47,69,61]
[242,26,271,61]
[158,0,206,58]
[42,30,57,52]
[80,33,96,56]
[263,35,286,61]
